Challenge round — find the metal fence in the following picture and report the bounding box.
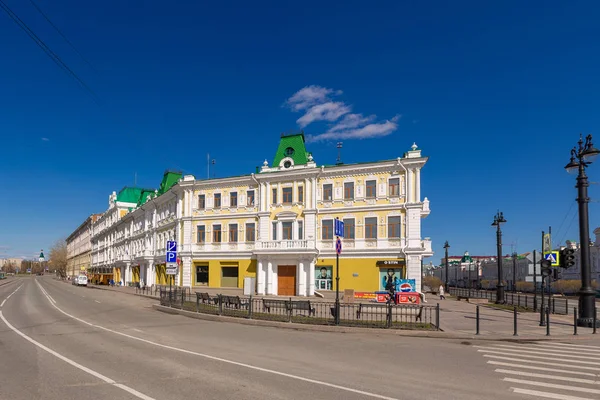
[159,289,439,330]
[448,287,570,315]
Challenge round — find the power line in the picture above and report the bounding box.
[0,0,100,104]
[27,0,100,75]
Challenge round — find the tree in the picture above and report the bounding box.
[49,238,67,278]
[422,276,442,291]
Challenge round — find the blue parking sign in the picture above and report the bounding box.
[166,241,177,263]
[334,218,344,238]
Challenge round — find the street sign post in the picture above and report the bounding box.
[166,241,178,297]
[334,218,344,325]
[335,238,342,255]
[334,218,344,238]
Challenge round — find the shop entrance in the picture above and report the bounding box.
[277,265,296,296]
[221,266,239,288]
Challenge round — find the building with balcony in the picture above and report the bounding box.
[177,133,432,295]
[66,214,102,278]
[89,133,433,295]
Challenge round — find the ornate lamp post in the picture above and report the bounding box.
[512,252,517,293]
[492,211,507,304]
[565,134,600,327]
[444,241,450,292]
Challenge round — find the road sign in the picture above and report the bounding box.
[542,233,551,254]
[334,218,344,238]
[166,263,178,275]
[336,238,342,255]
[544,251,559,267]
[166,241,177,263]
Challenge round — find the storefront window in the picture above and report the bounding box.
[196,265,208,285]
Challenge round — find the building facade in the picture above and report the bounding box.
[90,134,433,295]
[66,214,101,278]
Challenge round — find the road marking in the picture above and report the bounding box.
[478,350,600,366]
[545,343,600,350]
[531,344,600,354]
[487,361,598,377]
[95,300,101,304]
[473,346,598,361]
[483,355,600,371]
[511,387,595,400]
[35,280,399,400]
[0,284,23,308]
[496,369,598,385]
[504,378,600,395]
[0,310,155,400]
[132,328,143,333]
[490,343,600,356]
[37,284,56,304]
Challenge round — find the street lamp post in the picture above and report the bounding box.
[512,252,517,293]
[565,134,600,327]
[492,211,507,304]
[469,261,472,297]
[444,241,450,292]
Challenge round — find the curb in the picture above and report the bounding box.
[152,304,596,342]
[86,284,159,300]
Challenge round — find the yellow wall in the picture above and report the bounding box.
[192,259,256,288]
[155,264,167,285]
[315,258,405,292]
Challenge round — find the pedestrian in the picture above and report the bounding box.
[439,284,445,300]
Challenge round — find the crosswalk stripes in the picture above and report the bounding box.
[475,342,600,400]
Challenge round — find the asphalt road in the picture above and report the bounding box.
[0,276,598,400]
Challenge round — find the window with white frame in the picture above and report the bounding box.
[388,216,401,238]
[389,178,400,197]
[322,220,333,240]
[365,217,377,239]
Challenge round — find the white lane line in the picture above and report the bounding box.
[487,361,598,377]
[95,300,101,304]
[490,344,600,356]
[531,344,600,354]
[37,284,56,304]
[511,387,595,400]
[0,311,155,400]
[477,350,600,366]
[0,284,23,308]
[504,378,600,395]
[496,369,598,385]
[132,328,143,333]
[483,355,600,371]
[544,343,600,350]
[475,347,600,361]
[35,280,398,400]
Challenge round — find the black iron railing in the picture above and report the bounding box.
[159,290,439,331]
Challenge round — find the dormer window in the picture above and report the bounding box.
[284,147,295,157]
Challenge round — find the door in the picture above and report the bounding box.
[278,265,296,296]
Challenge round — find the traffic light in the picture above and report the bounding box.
[541,259,552,277]
[559,248,576,269]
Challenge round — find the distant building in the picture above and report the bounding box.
[0,258,23,271]
[66,214,102,277]
[558,228,600,283]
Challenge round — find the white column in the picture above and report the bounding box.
[311,178,317,209]
[406,255,422,293]
[298,260,306,296]
[277,222,282,241]
[293,220,298,240]
[125,265,131,284]
[416,168,421,202]
[308,259,315,296]
[304,178,310,206]
[257,259,265,295]
[266,182,271,208]
[266,260,274,295]
[407,169,414,203]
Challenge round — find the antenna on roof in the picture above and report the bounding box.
[336,142,343,165]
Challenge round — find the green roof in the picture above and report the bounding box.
[158,170,182,195]
[271,133,310,167]
[116,187,145,204]
[136,189,156,207]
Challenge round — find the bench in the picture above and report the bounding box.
[262,299,290,313]
[457,295,469,301]
[356,303,423,322]
[289,300,315,316]
[223,295,248,309]
[196,292,217,304]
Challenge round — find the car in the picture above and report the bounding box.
[77,275,88,286]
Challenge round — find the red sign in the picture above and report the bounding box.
[397,292,420,305]
[354,292,377,300]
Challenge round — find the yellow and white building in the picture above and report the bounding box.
[90,134,432,295]
[66,214,101,278]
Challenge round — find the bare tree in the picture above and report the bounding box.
[49,238,68,278]
[3,261,17,274]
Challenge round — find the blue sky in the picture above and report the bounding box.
[0,0,599,262]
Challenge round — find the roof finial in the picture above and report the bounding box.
[411,142,418,151]
[263,159,268,167]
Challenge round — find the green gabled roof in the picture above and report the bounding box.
[116,187,144,204]
[158,170,182,195]
[271,133,310,167]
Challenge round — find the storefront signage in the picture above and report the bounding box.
[354,292,377,300]
[376,260,404,266]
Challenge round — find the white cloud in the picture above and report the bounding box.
[286,85,401,142]
[285,85,342,111]
[296,101,351,128]
[307,116,400,143]
[41,137,50,142]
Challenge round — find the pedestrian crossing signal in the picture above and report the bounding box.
[559,248,575,268]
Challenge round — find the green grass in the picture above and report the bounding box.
[483,303,531,313]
